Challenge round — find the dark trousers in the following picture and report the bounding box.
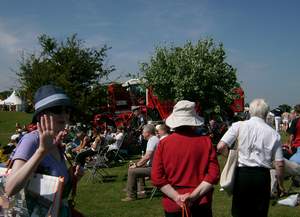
[232,167,270,217]
[165,204,212,217]
[75,149,97,166]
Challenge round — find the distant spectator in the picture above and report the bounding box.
[130,106,146,133]
[122,124,159,201]
[155,124,169,140]
[282,112,290,131]
[271,108,283,132]
[74,128,103,176]
[108,126,125,151]
[286,105,300,161]
[72,130,90,154]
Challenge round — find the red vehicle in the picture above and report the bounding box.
[93,79,245,129]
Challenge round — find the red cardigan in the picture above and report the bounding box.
[151,132,220,213]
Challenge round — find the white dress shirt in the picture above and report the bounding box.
[146,135,160,167]
[221,117,283,168]
[108,132,124,151]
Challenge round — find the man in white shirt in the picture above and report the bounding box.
[217,98,284,217]
[108,126,125,151]
[122,124,159,201]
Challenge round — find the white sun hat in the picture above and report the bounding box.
[166,100,204,129]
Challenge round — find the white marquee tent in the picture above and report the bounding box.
[0,91,24,111]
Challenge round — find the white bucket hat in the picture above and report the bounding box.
[166,100,204,129]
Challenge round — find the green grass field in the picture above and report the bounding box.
[1,111,300,217]
[76,161,300,217]
[0,111,32,146]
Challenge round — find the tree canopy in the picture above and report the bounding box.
[17,34,114,120]
[278,104,291,113]
[0,90,12,100]
[141,38,240,113]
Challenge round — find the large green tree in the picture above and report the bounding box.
[17,34,114,120]
[141,38,240,113]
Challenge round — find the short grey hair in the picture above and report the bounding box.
[249,98,269,119]
[156,124,169,132]
[143,124,156,135]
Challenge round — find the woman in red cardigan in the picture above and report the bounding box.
[151,100,220,217]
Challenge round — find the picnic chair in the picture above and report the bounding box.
[149,186,158,200]
[109,133,127,163]
[85,146,110,183]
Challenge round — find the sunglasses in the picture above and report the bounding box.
[44,106,72,115]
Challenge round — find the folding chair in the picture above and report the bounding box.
[150,187,158,200]
[85,146,110,183]
[111,133,127,162]
[104,133,127,165]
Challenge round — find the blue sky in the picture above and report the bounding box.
[0,0,299,108]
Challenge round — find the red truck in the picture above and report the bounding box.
[93,79,244,129]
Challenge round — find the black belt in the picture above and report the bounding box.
[173,186,194,189]
[238,166,269,172]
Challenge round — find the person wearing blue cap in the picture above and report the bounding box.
[5,85,80,217]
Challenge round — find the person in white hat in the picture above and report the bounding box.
[151,100,220,217]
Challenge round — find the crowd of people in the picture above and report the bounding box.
[2,84,300,217]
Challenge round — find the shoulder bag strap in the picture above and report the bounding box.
[234,121,243,150]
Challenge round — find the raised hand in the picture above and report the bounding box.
[37,115,56,153]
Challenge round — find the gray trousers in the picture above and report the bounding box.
[126,167,151,198]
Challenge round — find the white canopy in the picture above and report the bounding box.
[0,91,24,111]
[122,78,147,87]
[3,91,22,105]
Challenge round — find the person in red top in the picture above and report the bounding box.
[151,100,220,217]
[286,104,300,163]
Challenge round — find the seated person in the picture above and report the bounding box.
[270,157,300,196]
[283,105,300,159]
[155,124,169,140]
[103,126,115,144]
[108,126,125,151]
[122,124,159,201]
[74,129,102,176]
[72,130,90,154]
[271,104,300,195]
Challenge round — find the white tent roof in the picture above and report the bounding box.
[2,91,23,105]
[122,78,147,87]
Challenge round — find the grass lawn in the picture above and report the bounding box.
[74,157,300,217]
[1,111,300,216]
[75,158,300,217]
[0,111,32,146]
